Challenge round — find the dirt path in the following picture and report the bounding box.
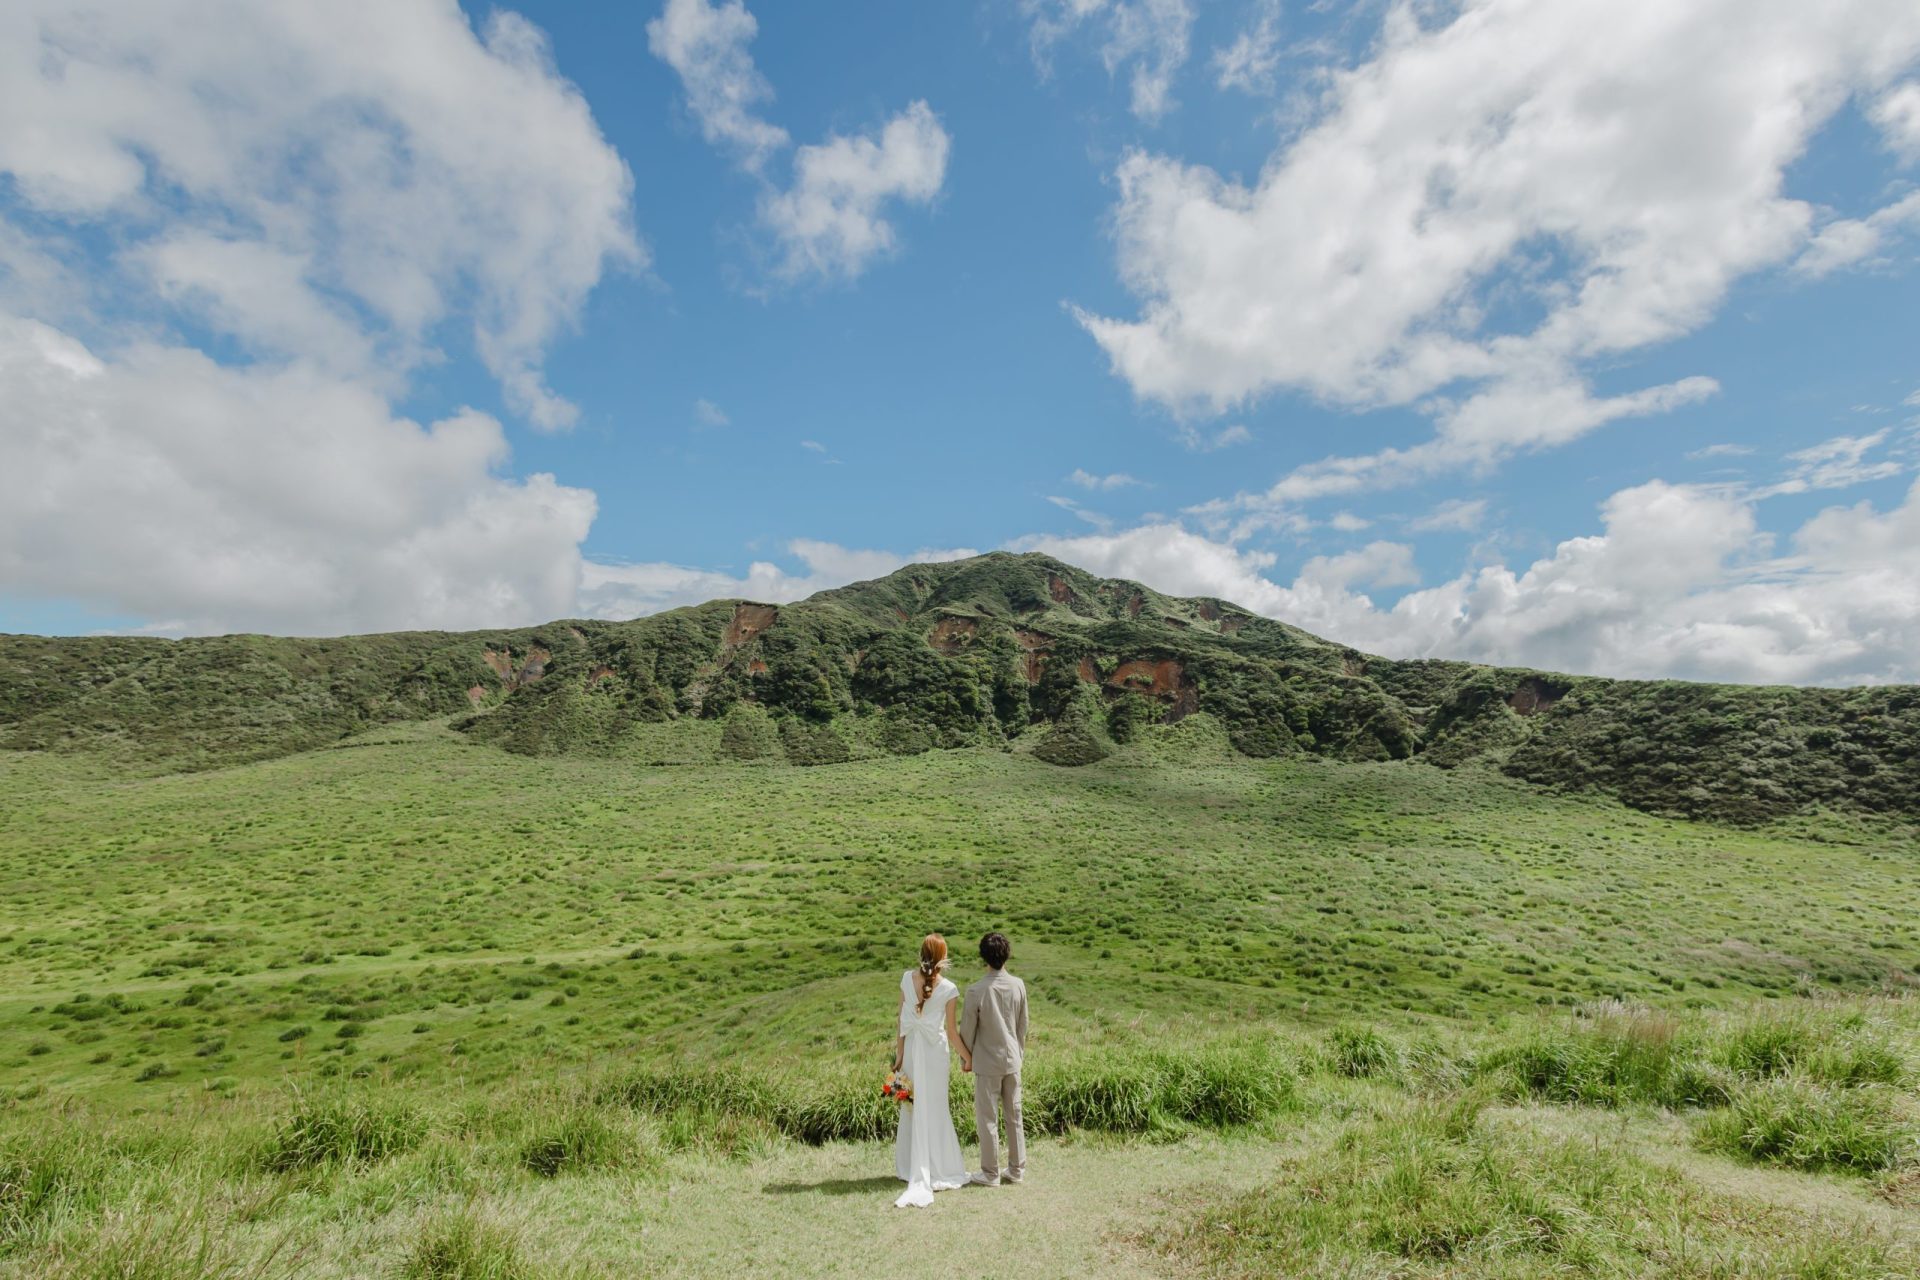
[516,1132,1295,1279]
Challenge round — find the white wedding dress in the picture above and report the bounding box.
[892,969,967,1208]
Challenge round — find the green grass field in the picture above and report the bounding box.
[2,723,1917,1276]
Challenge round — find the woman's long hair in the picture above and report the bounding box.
[915,934,949,1014]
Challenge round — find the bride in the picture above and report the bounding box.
[891,933,970,1208]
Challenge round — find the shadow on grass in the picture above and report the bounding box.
[763,1175,902,1197]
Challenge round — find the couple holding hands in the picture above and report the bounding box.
[889,931,1028,1209]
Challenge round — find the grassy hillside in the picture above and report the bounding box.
[4,552,1919,825]
[0,731,1916,1276]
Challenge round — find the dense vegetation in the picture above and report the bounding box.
[5,551,1919,824]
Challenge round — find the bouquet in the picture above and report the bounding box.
[881,1068,914,1104]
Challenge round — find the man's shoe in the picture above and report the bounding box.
[1002,1174,1023,1185]
[968,1172,999,1187]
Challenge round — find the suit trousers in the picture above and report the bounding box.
[973,1069,1024,1181]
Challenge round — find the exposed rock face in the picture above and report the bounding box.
[1104,659,1198,721]
[482,646,549,690]
[928,616,979,654]
[723,604,778,649]
[1507,676,1568,716]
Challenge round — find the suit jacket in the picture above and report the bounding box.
[959,968,1028,1075]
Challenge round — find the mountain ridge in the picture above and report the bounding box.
[4,550,1916,825]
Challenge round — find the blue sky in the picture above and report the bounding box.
[3,1,1919,684]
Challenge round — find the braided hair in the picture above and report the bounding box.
[915,933,949,1013]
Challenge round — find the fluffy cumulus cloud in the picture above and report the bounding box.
[1874,81,1920,161]
[0,317,596,635]
[578,540,977,618]
[759,102,950,281]
[0,0,639,429]
[1019,476,1920,686]
[646,0,790,171]
[1794,192,1920,278]
[1023,0,1195,120]
[0,1,635,634]
[648,0,949,281]
[1078,0,1920,508]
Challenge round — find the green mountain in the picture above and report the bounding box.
[3,551,1915,825]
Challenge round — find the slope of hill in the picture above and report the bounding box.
[3,551,1916,824]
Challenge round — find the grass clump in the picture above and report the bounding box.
[1027,1041,1295,1135]
[400,1209,537,1280]
[1695,1079,1914,1174]
[259,1091,425,1172]
[1715,1010,1908,1087]
[1487,1003,1727,1108]
[1326,1024,1401,1079]
[1168,1094,1914,1278]
[516,1108,637,1178]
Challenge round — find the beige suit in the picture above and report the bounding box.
[958,968,1028,1182]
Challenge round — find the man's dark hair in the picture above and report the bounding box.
[979,932,1011,969]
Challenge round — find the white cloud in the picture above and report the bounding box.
[1793,191,1920,278]
[1023,0,1196,120]
[0,317,595,636]
[1873,81,1920,161]
[1213,3,1282,95]
[1047,494,1116,531]
[0,0,640,432]
[693,397,730,427]
[800,439,827,453]
[1067,468,1143,490]
[1079,0,1920,503]
[1688,442,1755,461]
[1179,422,1253,451]
[578,539,976,617]
[1328,511,1371,532]
[1015,475,1920,685]
[0,2,634,635]
[1407,498,1487,533]
[646,0,789,171]
[759,101,951,281]
[1756,430,1905,497]
[1193,374,1719,531]
[648,1,949,282]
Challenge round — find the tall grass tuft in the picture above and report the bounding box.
[1714,1010,1909,1088]
[1695,1079,1913,1174]
[258,1091,425,1172]
[400,1208,538,1280]
[1166,1093,1916,1278]
[1325,1024,1401,1079]
[1487,1002,1727,1108]
[516,1108,639,1178]
[602,1040,1295,1146]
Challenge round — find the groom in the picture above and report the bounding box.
[958,931,1028,1187]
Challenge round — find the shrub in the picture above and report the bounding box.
[1695,1080,1912,1174]
[1032,686,1110,767]
[717,703,779,762]
[259,1093,425,1171]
